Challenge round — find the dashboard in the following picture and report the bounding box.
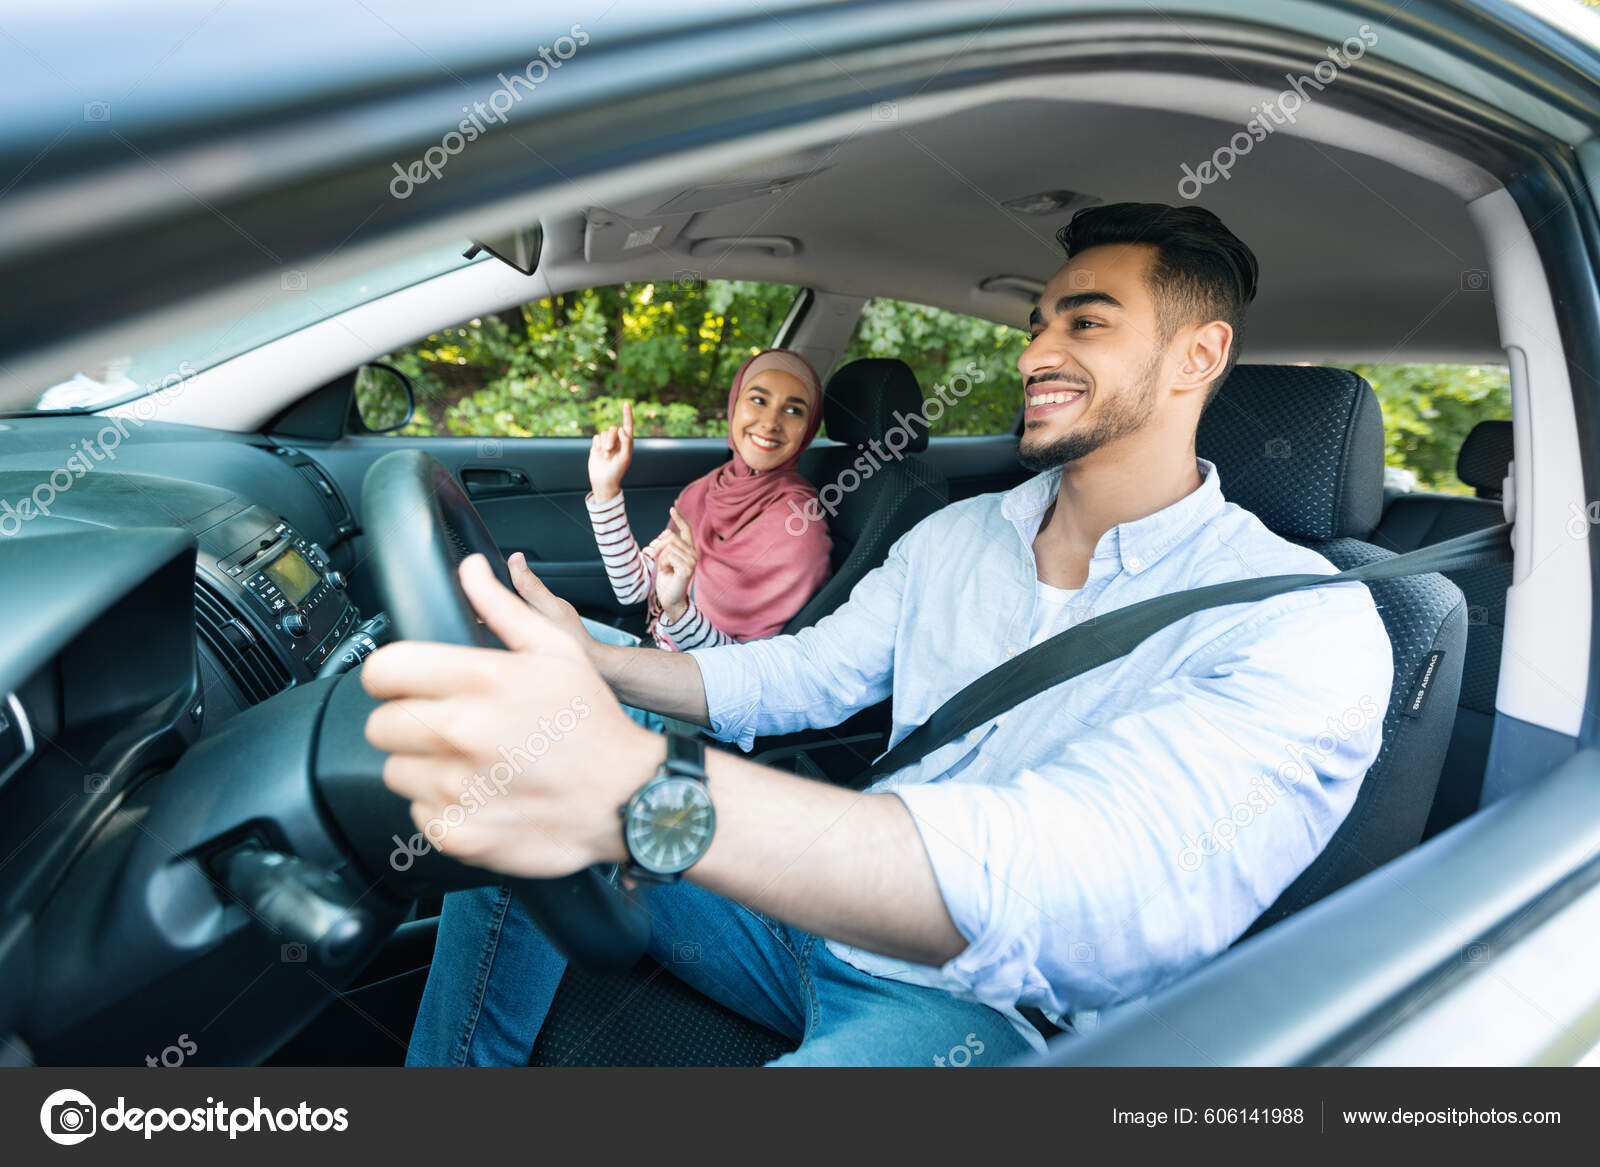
[0,417,385,730]
[0,417,390,1048]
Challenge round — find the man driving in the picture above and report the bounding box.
[367,202,1394,1066]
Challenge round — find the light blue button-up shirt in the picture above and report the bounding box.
[689,460,1393,1051]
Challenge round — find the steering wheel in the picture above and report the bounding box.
[359,449,651,969]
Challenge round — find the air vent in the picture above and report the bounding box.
[269,446,353,535]
[194,577,292,705]
[294,463,352,530]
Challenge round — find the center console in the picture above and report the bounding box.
[203,509,356,673]
[194,506,380,718]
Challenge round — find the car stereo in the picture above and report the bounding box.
[198,506,359,677]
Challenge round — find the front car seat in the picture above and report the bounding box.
[781,358,949,633]
[1195,364,1471,936]
[1373,419,1513,837]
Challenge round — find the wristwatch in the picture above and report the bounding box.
[619,731,714,882]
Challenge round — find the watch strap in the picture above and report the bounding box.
[621,730,710,883]
[663,728,708,783]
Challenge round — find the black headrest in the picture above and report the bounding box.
[822,359,928,452]
[1197,364,1385,541]
[1457,420,1512,499]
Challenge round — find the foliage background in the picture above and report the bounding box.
[381,282,1510,494]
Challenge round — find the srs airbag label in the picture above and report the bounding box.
[1404,651,1445,718]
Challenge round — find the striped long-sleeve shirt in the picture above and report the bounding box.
[587,491,734,651]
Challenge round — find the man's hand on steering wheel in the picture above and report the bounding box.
[362,554,666,880]
[507,552,595,647]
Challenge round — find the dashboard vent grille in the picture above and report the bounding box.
[194,577,292,705]
[294,463,351,528]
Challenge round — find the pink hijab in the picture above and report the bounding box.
[649,349,832,644]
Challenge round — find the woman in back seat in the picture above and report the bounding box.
[511,347,832,648]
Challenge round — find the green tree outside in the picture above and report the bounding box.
[380,283,1509,494]
[384,280,795,439]
[1327,362,1510,493]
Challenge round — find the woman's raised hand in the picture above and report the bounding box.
[588,401,634,503]
[648,507,699,624]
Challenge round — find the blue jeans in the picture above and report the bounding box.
[406,622,1031,1067]
[408,880,1032,1067]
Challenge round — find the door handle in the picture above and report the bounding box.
[460,467,532,498]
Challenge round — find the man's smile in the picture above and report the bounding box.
[1024,385,1087,420]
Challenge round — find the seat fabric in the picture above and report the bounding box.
[1372,420,1512,836]
[783,358,949,634]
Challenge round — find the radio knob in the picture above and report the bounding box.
[281,613,309,638]
[325,570,347,591]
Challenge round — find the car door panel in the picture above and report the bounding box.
[922,434,1030,502]
[298,434,730,620]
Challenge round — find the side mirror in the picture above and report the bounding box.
[352,363,415,433]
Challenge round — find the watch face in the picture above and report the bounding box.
[625,776,715,876]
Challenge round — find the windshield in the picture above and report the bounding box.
[21,239,487,413]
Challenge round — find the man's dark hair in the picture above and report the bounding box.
[1055,202,1258,401]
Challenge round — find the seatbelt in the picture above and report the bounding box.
[858,522,1513,785]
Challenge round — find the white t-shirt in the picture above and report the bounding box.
[1029,578,1082,645]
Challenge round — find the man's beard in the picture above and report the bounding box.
[1016,349,1163,473]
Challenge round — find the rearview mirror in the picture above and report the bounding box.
[352,363,415,432]
[464,225,543,276]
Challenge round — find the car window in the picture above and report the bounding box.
[837,297,1028,435]
[375,280,803,437]
[1324,363,1512,495]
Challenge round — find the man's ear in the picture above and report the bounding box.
[1171,320,1233,398]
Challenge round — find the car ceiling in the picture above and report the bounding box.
[539,97,1500,365]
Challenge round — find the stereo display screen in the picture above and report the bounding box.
[264,548,319,605]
